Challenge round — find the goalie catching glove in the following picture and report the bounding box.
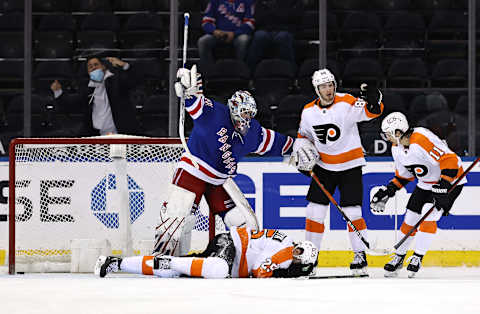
[290,138,319,171]
[174,64,203,99]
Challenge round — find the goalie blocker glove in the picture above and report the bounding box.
[359,83,382,114]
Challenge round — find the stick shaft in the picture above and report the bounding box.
[393,157,480,249]
[182,13,189,67]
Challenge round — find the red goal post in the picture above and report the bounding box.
[8,136,223,274]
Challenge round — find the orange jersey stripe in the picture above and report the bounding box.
[253,246,294,278]
[419,221,437,234]
[348,218,367,232]
[410,132,460,171]
[319,147,364,164]
[306,219,325,233]
[190,258,204,277]
[142,256,154,275]
[237,227,250,278]
[400,222,417,237]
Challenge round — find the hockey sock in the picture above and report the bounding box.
[305,202,328,250]
[306,219,324,250]
[170,256,229,278]
[120,256,179,278]
[396,222,417,255]
[414,221,437,255]
[347,218,368,252]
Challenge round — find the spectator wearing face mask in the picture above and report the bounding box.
[50,56,139,136]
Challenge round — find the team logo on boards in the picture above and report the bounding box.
[91,174,145,228]
[313,123,341,144]
[405,164,429,178]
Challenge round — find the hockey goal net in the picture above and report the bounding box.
[8,136,225,274]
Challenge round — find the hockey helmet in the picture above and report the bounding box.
[293,240,319,267]
[228,90,257,135]
[381,112,410,143]
[312,68,336,97]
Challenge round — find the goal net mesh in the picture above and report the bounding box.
[10,137,225,271]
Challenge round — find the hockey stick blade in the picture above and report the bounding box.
[307,274,369,279]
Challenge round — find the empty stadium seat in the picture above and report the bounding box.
[408,92,449,124]
[204,59,251,98]
[431,59,467,88]
[253,59,295,105]
[387,58,428,88]
[341,58,384,88]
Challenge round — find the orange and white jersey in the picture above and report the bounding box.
[392,127,466,190]
[229,227,294,278]
[298,93,384,171]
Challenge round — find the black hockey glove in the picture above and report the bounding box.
[360,83,382,114]
[370,182,397,213]
[432,179,452,216]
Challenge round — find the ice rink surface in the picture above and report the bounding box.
[1,267,479,314]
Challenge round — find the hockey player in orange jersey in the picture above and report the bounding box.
[95,227,319,279]
[290,68,384,275]
[371,112,466,278]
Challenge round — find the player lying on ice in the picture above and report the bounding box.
[371,112,466,278]
[153,65,294,257]
[95,226,319,278]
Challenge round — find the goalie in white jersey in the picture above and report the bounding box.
[290,68,384,274]
[371,112,466,278]
[95,227,319,279]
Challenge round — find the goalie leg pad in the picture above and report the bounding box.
[222,178,259,230]
[153,184,196,255]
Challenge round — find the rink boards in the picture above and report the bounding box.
[0,157,479,267]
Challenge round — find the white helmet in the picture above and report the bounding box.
[381,112,410,143]
[312,68,336,97]
[228,90,257,135]
[293,240,319,267]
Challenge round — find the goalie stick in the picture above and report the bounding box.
[310,171,390,256]
[178,12,199,169]
[392,156,480,250]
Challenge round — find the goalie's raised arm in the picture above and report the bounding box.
[174,64,203,100]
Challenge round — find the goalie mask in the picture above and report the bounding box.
[293,241,319,270]
[381,112,410,145]
[228,90,257,135]
[312,68,336,105]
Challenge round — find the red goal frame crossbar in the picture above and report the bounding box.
[8,137,215,274]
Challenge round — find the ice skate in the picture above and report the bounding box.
[350,251,368,275]
[384,254,406,278]
[406,253,423,278]
[94,256,122,278]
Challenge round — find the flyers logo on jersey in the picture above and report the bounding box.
[313,124,341,144]
[405,164,429,178]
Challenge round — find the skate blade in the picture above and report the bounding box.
[351,268,368,276]
[384,270,399,278]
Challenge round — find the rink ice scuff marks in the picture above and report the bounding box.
[0,268,480,314]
